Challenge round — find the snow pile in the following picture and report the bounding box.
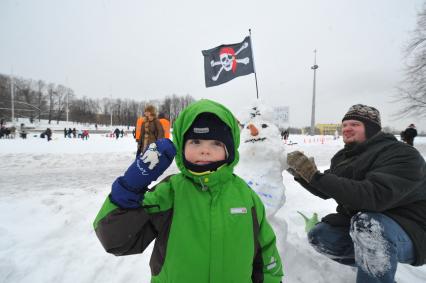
[0,133,425,282]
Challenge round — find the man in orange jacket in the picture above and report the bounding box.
[135,105,164,156]
[158,113,171,139]
[135,113,171,141]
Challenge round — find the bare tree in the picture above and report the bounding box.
[36,80,47,121]
[162,94,195,124]
[159,97,172,119]
[122,99,138,127]
[0,74,10,120]
[397,3,426,117]
[70,96,98,124]
[54,84,68,124]
[47,83,56,124]
[0,72,196,127]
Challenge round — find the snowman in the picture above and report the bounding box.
[235,100,287,217]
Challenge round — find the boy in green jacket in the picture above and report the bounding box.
[93,99,283,283]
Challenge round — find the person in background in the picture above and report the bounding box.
[20,129,27,139]
[46,128,52,141]
[114,128,120,139]
[284,130,289,141]
[334,129,339,140]
[158,112,171,139]
[287,104,426,283]
[93,99,283,282]
[402,123,418,146]
[136,105,164,156]
[82,129,89,140]
[135,116,143,143]
[64,128,67,138]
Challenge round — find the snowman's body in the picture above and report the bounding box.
[235,101,287,217]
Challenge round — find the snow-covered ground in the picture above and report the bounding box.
[0,133,425,283]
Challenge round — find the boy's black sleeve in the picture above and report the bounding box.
[94,177,174,256]
[95,202,172,256]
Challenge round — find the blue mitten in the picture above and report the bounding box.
[110,138,176,208]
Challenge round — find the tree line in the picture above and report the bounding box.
[0,73,195,127]
[397,3,426,118]
[2,3,424,130]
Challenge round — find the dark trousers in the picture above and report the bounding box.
[308,212,415,283]
[405,137,414,146]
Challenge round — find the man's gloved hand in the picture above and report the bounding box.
[286,167,301,178]
[110,138,176,208]
[286,151,318,183]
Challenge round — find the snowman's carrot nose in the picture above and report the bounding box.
[248,124,259,136]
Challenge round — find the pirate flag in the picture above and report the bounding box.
[202,36,254,87]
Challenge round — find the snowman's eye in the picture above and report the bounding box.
[261,124,268,128]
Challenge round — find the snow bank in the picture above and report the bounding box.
[0,134,425,282]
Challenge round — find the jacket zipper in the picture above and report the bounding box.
[199,177,209,191]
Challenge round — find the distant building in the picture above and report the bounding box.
[316,123,341,135]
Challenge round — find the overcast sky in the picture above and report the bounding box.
[1,0,425,132]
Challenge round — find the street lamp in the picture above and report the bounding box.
[310,50,319,136]
[10,75,15,126]
[110,95,113,129]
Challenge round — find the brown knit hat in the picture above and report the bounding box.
[342,104,381,138]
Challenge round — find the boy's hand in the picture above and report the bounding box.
[287,151,318,183]
[110,138,176,208]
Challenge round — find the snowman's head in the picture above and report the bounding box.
[240,101,280,144]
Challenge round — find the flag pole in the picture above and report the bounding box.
[249,29,259,99]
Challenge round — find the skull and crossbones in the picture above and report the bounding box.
[210,42,250,81]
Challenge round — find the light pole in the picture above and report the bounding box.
[10,74,15,126]
[66,89,69,123]
[110,94,113,129]
[310,50,319,136]
[65,77,69,123]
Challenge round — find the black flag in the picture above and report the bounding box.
[202,36,254,87]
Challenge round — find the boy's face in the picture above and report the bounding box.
[184,139,226,165]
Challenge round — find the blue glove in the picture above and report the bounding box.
[110,138,176,208]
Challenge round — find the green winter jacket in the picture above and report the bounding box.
[93,99,283,283]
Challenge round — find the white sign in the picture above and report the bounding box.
[274,106,289,125]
